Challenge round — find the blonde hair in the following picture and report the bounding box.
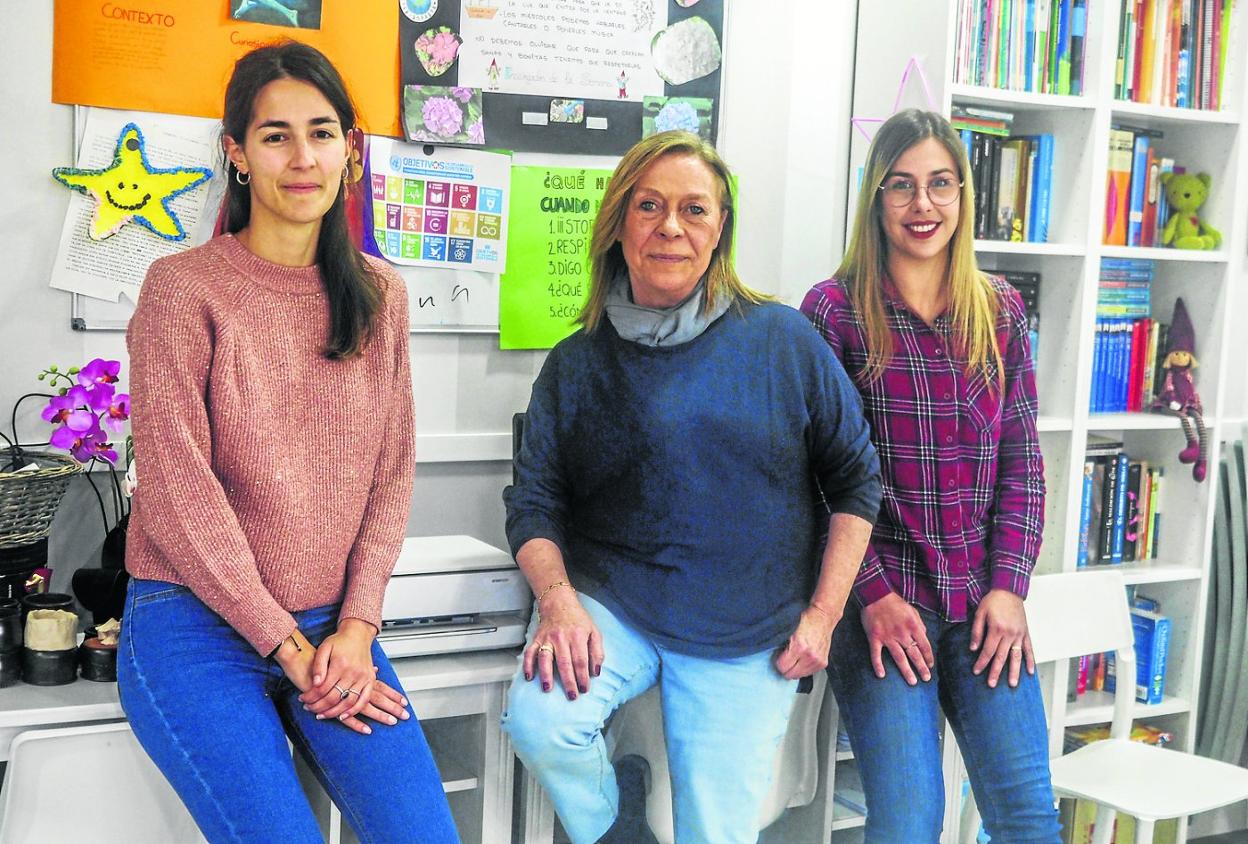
[838,109,1004,390]
[577,131,770,333]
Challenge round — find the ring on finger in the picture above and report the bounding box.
[537,643,555,655]
[903,640,919,649]
[344,687,359,698]
[1009,645,1023,652]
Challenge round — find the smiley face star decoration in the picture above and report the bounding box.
[53,123,213,241]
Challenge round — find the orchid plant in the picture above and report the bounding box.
[39,359,130,465]
[1,359,133,536]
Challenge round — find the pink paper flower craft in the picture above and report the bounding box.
[415,26,462,77]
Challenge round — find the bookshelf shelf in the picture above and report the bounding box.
[1099,245,1230,263]
[830,806,868,832]
[1064,690,1192,727]
[850,0,1248,838]
[974,241,1087,257]
[1079,562,1203,585]
[1110,100,1240,125]
[1038,415,1075,432]
[1086,412,1182,430]
[950,83,1096,111]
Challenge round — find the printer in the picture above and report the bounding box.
[378,535,532,659]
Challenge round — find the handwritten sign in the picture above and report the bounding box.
[458,0,666,102]
[499,165,612,349]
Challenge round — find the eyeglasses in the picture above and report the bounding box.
[877,176,964,207]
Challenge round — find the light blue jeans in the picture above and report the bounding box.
[501,592,798,844]
[828,605,1061,843]
[118,579,460,844]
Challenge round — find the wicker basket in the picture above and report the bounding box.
[0,451,83,550]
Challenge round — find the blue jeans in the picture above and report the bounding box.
[501,592,798,844]
[117,579,459,844]
[828,605,1061,843]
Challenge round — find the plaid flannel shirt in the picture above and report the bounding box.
[800,275,1044,621]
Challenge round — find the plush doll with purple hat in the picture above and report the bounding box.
[1152,297,1207,481]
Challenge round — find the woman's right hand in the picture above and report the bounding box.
[275,633,410,735]
[860,592,934,685]
[523,589,604,700]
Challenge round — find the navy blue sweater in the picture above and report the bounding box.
[504,301,881,657]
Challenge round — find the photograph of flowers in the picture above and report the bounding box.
[642,96,714,141]
[402,85,484,145]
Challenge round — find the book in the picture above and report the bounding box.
[995,139,1023,239]
[1070,0,1088,94]
[1077,459,1095,566]
[1022,133,1054,241]
[1141,145,1160,245]
[1123,460,1144,560]
[1105,129,1135,244]
[1112,451,1130,561]
[1149,466,1164,558]
[1130,606,1171,703]
[1127,132,1150,245]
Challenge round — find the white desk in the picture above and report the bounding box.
[0,649,527,844]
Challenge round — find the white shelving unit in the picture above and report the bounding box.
[846,2,1248,842]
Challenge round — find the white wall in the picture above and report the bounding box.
[1,2,856,578]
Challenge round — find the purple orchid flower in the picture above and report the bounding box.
[40,386,92,424]
[77,358,121,388]
[51,421,117,465]
[104,393,131,433]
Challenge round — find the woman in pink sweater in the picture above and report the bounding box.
[118,42,459,843]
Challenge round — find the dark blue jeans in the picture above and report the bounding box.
[828,605,1061,843]
[118,579,459,844]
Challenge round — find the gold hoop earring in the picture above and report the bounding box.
[235,167,250,186]
[342,161,351,183]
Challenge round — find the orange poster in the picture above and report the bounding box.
[53,1,401,137]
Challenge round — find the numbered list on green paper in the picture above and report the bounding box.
[500,166,613,350]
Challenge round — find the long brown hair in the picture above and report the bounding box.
[577,131,769,333]
[838,109,1003,389]
[222,41,382,359]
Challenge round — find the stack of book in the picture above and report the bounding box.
[1091,260,1168,413]
[1115,0,1235,110]
[953,0,1090,95]
[986,268,1041,367]
[1077,435,1164,566]
[1104,125,1176,248]
[957,116,1055,243]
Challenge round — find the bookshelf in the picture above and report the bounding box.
[845,1,1248,841]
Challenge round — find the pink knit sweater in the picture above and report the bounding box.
[125,234,414,655]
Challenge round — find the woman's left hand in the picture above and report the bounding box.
[775,603,841,680]
[299,618,379,722]
[970,588,1035,688]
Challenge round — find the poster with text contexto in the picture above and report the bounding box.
[52,1,401,135]
[498,165,611,349]
[365,138,510,273]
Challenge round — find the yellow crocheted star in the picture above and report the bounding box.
[53,123,213,241]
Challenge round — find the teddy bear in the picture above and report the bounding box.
[1152,297,1207,482]
[1160,172,1222,250]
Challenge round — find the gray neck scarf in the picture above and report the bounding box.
[604,270,732,347]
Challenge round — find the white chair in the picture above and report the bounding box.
[961,570,1248,844]
[0,721,205,844]
[606,671,827,844]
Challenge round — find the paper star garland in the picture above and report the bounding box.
[52,123,213,241]
[850,56,939,143]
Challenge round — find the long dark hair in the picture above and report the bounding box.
[222,41,382,359]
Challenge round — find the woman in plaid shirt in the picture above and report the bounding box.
[801,109,1061,843]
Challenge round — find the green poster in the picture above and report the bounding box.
[499,166,613,350]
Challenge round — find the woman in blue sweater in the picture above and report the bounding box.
[501,131,883,844]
